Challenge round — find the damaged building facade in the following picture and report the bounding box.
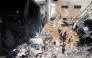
[0,0,45,57]
[48,0,92,24]
[35,0,46,26]
[47,0,92,39]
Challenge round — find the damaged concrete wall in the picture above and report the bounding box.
[0,0,43,57]
[50,1,56,18]
[36,0,45,20]
[43,0,92,23]
[35,0,48,26]
[56,0,92,19]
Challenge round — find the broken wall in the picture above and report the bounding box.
[0,0,43,57]
[35,0,48,26]
[56,0,92,19]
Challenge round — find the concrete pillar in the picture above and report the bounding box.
[38,9,40,20]
[24,0,30,40]
[45,0,51,22]
[38,9,41,33]
[48,0,51,21]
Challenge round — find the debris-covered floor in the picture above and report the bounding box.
[27,19,92,58]
[2,17,92,58]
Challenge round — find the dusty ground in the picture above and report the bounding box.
[43,19,78,50]
[42,18,92,58]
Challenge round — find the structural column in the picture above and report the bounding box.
[24,0,30,19]
[48,0,51,21]
[45,0,51,22]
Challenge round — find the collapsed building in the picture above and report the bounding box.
[0,0,44,58]
[0,0,92,58]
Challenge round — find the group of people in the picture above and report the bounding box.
[58,27,67,54]
[58,27,67,42]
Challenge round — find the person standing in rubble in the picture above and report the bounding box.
[62,43,65,54]
[63,31,67,42]
[62,31,67,54]
[60,31,63,41]
[58,27,63,41]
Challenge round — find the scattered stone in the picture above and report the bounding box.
[17,53,26,57]
[30,38,43,46]
[29,50,36,57]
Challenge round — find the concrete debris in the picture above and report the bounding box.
[27,33,65,58]
[29,50,36,57]
[81,16,92,38]
[30,38,43,46]
[43,31,49,36]
[3,18,92,58]
[25,18,77,58]
[17,53,26,57]
[29,48,42,55]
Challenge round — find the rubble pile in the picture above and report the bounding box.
[14,43,28,58]
[1,15,42,57]
[26,19,80,58]
[25,18,92,58]
[3,18,92,58]
[28,36,64,58]
[4,18,92,58]
[28,35,92,58]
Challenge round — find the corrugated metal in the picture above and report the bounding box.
[3,30,15,49]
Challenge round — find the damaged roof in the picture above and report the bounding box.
[0,0,39,15]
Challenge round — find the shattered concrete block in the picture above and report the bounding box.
[20,48,26,53]
[30,38,43,46]
[53,24,57,28]
[29,50,36,57]
[17,53,26,57]
[29,48,42,55]
[51,55,57,58]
